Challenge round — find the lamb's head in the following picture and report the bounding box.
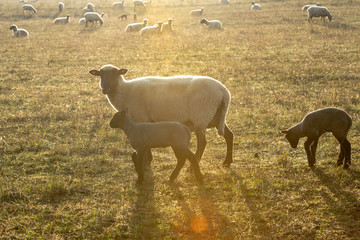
[110,108,128,129]
[200,18,208,24]
[327,13,332,22]
[89,64,128,94]
[10,25,17,31]
[282,129,300,148]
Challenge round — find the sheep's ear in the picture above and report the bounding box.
[281,130,288,134]
[89,70,101,76]
[118,69,128,75]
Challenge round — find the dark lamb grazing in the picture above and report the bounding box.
[110,109,204,184]
[282,108,352,168]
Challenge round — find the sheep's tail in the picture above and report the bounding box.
[216,88,231,137]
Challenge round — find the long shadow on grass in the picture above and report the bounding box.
[130,165,160,239]
[312,168,360,237]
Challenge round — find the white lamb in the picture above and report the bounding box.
[89,64,234,167]
[125,19,148,32]
[200,18,223,30]
[190,7,204,16]
[307,6,332,23]
[84,12,104,26]
[53,14,70,24]
[251,2,262,10]
[140,21,163,36]
[161,18,173,32]
[58,2,64,12]
[79,18,86,24]
[113,1,125,9]
[83,3,94,13]
[9,25,29,37]
[22,4,37,15]
[302,3,321,11]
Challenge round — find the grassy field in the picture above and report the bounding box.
[1,0,360,239]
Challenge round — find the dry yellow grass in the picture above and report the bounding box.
[1,0,360,239]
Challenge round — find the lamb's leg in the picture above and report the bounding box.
[304,137,316,167]
[342,138,351,169]
[223,124,233,167]
[195,129,207,162]
[334,135,347,167]
[131,152,140,174]
[310,137,319,165]
[136,149,146,184]
[184,149,204,183]
[170,148,187,182]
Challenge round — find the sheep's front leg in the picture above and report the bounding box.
[136,149,146,184]
[341,138,351,169]
[195,129,207,162]
[223,124,233,167]
[304,137,316,167]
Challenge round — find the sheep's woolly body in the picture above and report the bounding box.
[251,2,262,10]
[23,4,37,14]
[190,8,204,16]
[302,3,321,11]
[307,6,332,22]
[53,15,70,24]
[200,18,222,30]
[84,12,104,26]
[113,1,125,8]
[10,25,29,37]
[79,18,86,24]
[125,19,148,32]
[140,22,163,36]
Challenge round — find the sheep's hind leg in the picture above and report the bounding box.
[334,135,346,167]
[304,137,316,167]
[342,138,351,169]
[310,137,319,165]
[223,124,233,167]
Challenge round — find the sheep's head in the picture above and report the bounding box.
[10,25,17,30]
[110,108,128,129]
[89,65,128,94]
[200,18,207,24]
[328,14,332,22]
[282,130,300,148]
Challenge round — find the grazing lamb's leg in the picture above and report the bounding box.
[334,135,347,167]
[223,124,233,167]
[136,148,146,184]
[131,152,140,174]
[184,149,204,183]
[304,137,316,167]
[169,148,187,182]
[341,138,351,169]
[195,129,207,162]
[310,137,319,165]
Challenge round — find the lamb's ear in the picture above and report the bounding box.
[281,130,288,134]
[89,70,101,76]
[118,69,128,75]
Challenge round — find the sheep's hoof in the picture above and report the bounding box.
[336,159,344,167]
[343,163,350,169]
[222,162,231,168]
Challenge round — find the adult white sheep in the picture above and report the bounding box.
[113,1,125,9]
[53,14,70,24]
[110,109,204,184]
[125,19,148,32]
[22,4,37,15]
[140,21,163,36]
[58,2,64,12]
[83,3,94,13]
[302,3,321,11]
[89,64,234,167]
[200,18,223,30]
[84,12,104,26]
[190,7,204,16]
[282,108,352,168]
[251,2,262,10]
[9,25,29,37]
[161,18,173,32]
[307,6,332,23]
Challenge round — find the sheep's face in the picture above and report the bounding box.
[328,15,332,22]
[110,110,126,129]
[10,25,16,30]
[89,65,128,94]
[282,130,300,148]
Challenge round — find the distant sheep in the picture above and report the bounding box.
[140,21,163,36]
[53,14,70,24]
[83,3,94,13]
[125,19,148,32]
[110,109,204,184]
[113,1,125,9]
[9,25,29,37]
[118,14,128,21]
[79,18,86,24]
[282,108,352,168]
[220,0,230,4]
[302,3,321,11]
[307,6,332,23]
[22,4,37,15]
[251,2,262,10]
[161,18,173,32]
[200,18,223,30]
[84,12,104,26]
[89,64,233,167]
[190,7,204,16]
[58,2,64,12]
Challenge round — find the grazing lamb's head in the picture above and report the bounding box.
[10,25,17,30]
[110,108,128,128]
[282,130,299,148]
[327,13,332,22]
[200,18,208,24]
[89,65,128,94]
